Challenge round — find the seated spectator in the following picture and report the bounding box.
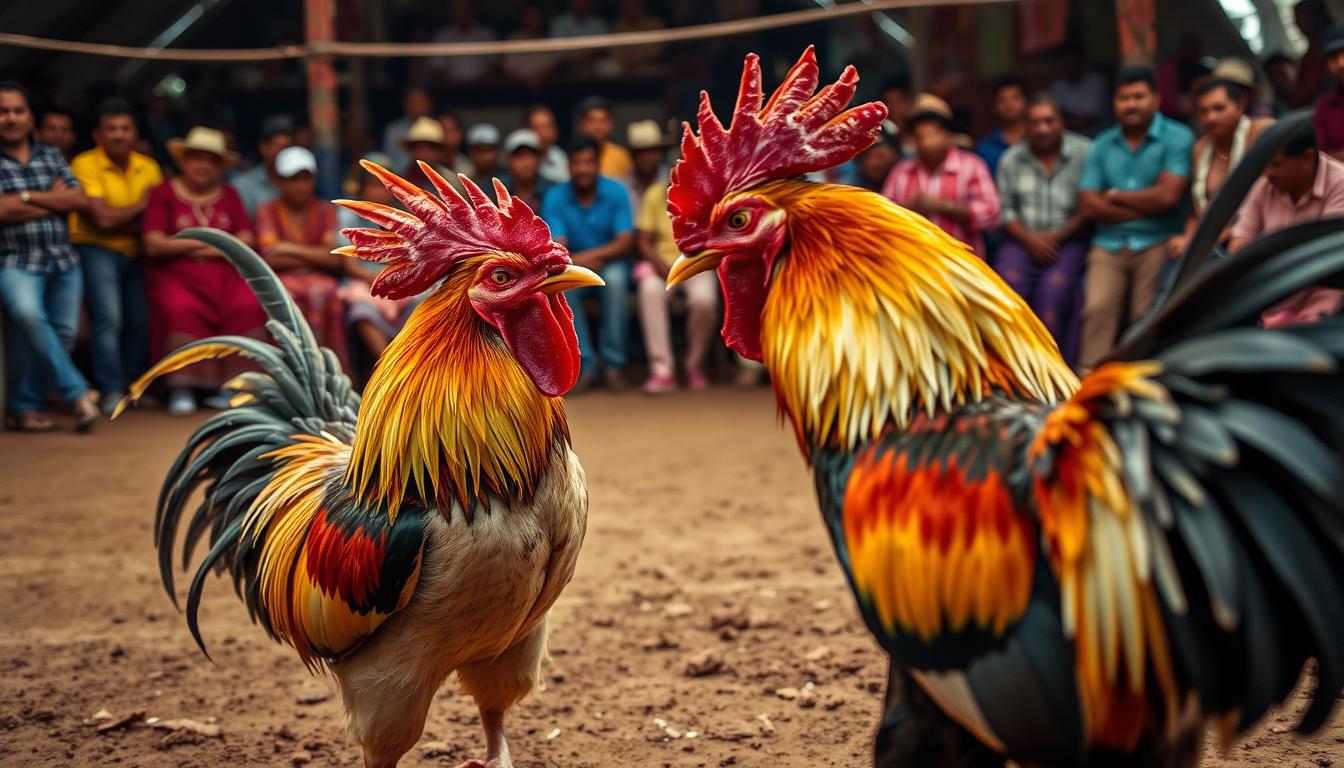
[430,0,497,83]
[541,137,634,392]
[1292,0,1331,108]
[499,129,552,210]
[255,146,348,371]
[853,120,901,192]
[880,71,915,156]
[1264,52,1299,117]
[994,95,1091,364]
[1050,46,1109,135]
[36,106,76,162]
[142,126,263,416]
[975,75,1027,176]
[634,172,716,394]
[464,123,502,190]
[1313,25,1344,162]
[575,96,633,179]
[438,112,474,176]
[1229,124,1344,327]
[623,119,669,210]
[0,82,98,432]
[398,116,463,194]
[1077,66,1193,367]
[1167,78,1274,257]
[611,0,666,72]
[882,93,1001,257]
[337,152,420,360]
[1209,57,1273,118]
[549,0,610,74]
[503,5,559,88]
[69,97,164,414]
[526,105,569,183]
[381,86,434,172]
[232,114,296,219]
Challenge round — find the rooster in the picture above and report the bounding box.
[665,47,1344,766]
[117,161,604,768]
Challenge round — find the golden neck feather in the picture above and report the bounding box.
[756,181,1078,452]
[346,260,568,513]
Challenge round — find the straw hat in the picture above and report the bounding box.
[627,119,671,151]
[398,116,447,148]
[167,126,240,169]
[906,93,957,132]
[1210,57,1258,89]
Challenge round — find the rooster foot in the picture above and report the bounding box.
[453,762,487,768]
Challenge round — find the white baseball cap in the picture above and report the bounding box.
[466,123,501,148]
[274,146,317,178]
[503,129,541,156]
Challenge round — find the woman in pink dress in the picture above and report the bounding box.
[141,126,265,415]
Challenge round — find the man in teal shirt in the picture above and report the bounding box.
[1078,66,1193,366]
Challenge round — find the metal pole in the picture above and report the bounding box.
[305,0,340,199]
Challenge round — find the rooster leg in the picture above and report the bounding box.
[875,663,1006,768]
[455,616,550,768]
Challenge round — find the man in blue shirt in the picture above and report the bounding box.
[541,137,634,392]
[1078,66,1193,367]
[975,75,1027,176]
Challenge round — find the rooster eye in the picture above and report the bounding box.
[727,210,751,230]
[490,269,513,285]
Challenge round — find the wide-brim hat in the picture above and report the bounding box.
[1210,57,1258,89]
[905,92,957,132]
[627,119,672,151]
[167,126,240,169]
[398,116,447,149]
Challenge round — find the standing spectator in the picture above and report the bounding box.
[880,72,915,156]
[1313,25,1344,162]
[975,75,1028,176]
[499,129,552,211]
[1229,125,1344,326]
[550,0,610,74]
[854,120,901,192]
[255,146,348,371]
[430,0,497,83]
[1292,0,1332,107]
[36,107,76,161]
[1050,46,1109,135]
[381,86,434,172]
[623,119,669,211]
[437,112,474,176]
[141,126,262,416]
[464,123,502,190]
[994,95,1091,364]
[1265,53,1299,117]
[634,173,716,394]
[397,117,463,194]
[541,137,634,392]
[1167,78,1274,257]
[1077,66,1194,367]
[0,82,98,432]
[68,97,164,414]
[611,0,666,73]
[526,105,569,183]
[575,96,633,179]
[232,114,296,219]
[503,5,558,88]
[882,94,1001,258]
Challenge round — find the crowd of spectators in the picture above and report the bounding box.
[3,12,1344,433]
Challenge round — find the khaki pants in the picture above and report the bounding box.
[1080,243,1168,366]
[636,268,719,377]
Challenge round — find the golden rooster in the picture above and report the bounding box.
[118,161,603,768]
[666,47,1344,766]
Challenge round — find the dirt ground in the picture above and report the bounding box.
[1,388,1340,767]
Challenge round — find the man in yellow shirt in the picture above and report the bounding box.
[576,96,633,178]
[68,98,163,412]
[634,177,718,394]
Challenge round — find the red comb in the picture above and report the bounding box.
[334,160,568,299]
[667,46,887,253]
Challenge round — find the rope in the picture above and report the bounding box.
[0,0,1011,62]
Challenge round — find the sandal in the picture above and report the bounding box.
[72,394,99,433]
[16,411,55,432]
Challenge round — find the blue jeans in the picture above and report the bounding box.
[77,244,148,394]
[570,258,631,374]
[0,264,88,413]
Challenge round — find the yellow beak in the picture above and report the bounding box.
[665,249,722,289]
[538,264,605,294]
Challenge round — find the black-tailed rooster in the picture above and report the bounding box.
[117,162,603,768]
[665,47,1344,766]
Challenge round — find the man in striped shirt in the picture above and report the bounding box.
[881,93,1001,258]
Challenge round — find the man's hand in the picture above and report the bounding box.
[188,245,220,260]
[909,194,943,216]
[50,178,68,192]
[1166,233,1191,260]
[650,257,671,280]
[1021,230,1059,264]
[571,251,607,270]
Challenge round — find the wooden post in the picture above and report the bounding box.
[305,0,340,199]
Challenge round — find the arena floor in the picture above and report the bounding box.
[1,388,1339,766]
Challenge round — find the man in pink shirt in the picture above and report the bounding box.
[1229,124,1344,326]
[882,93,1001,257]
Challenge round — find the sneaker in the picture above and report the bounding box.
[685,368,710,391]
[603,368,628,393]
[99,391,125,417]
[642,372,678,395]
[202,392,233,410]
[167,388,197,416]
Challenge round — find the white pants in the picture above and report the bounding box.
[636,267,719,377]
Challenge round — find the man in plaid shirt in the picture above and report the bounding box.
[0,82,98,432]
[881,93,1001,258]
